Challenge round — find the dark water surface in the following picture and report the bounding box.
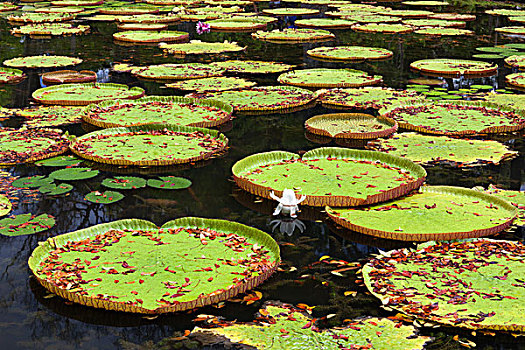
[0,1,524,349]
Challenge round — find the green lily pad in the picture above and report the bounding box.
[70,124,228,166]
[251,28,335,43]
[12,175,54,188]
[233,148,426,207]
[278,68,382,89]
[403,19,464,27]
[327,185,517,241]
[484,93,525,112]
[378,9,433,17]
[85,190,124,204]
[0,2,18,12]
[305,113,397,139]
[115,14,181,23]
[209,60,294,74]
[113,30,188,43]
[0,67,26,84]
[11,23,90,36]
[486,9,525,16]
[205,19,267,32]
[428,13,476,21]
[147,176,191,190]
[415,27,473,36]
[344,14,401,23]
[478,184,525,226]
[28,217,280,313]
[102,176,147,190]
[49,167,100,181]
[35,155,82,167]
[477,46,517,53]
[194,304,431,349]
[307,46,393,61]
[495,26,525,35]
[165,76,256,92]
[159,40,245,56]
[35,7,85,14]
[116,23,168,30]
[505,73,525,89]
[16,106,84,128]
[0,213,55,236]
[262,8,319,16]
[379,101,525,135]
[131,63,224,81]
[0,195,12,216]
[32,83,145,106]
[410,59,497,77]
[403,0,449,5]
[351,23,414,34]
[363,239,525,331]
[317,87,423,110]
[472,54,504,59]
[295,18,356,29]
[503,43,525,50]
[504,55,525,68]
[3,55,82,69]
[7,12,76,23]
[369,132,518,166]
[39,183,74,195]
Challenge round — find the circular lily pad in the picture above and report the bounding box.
[351,23,414,34]
[403,0,449,5]
[251,28,335,43]
[99,7,159,15]
[378,9,433,18]
[305,113,397,139]
[0,213,55,237]
[479,185,525,226]
[113,30,188,43]
[147,176,191,189]
[35,7,85,14]
[116,23,168,31]
[12,175,54,188]
[408,78,445,85]
[278,68,382,88]
[39,183,74,196]
[35,155,82,166]
[262,8,319,16]
[486,9,525,17]
[0,195,11,217]
[0,67,26,84]
[187,86,316,113]
[194,304,431,350]
[0,128,69,165]
[415,27,473,36]
[165,76,256,92]
[102,176,147,190]
[131,64,224,81]
[504,55,525,69]
[3,55,82,69]
[85,190,124,204]
[17,106,84,128]
[327,186,517,241]
[83,96,232,128]
[28,217,280,313]
[116,14,180,23]
[362,239,525,331]
[159,40,245,56]
[307,46,393,61]
[32,83,145,106]
[11,23,90,36]
[7,12,76,23]
[428,13,476,21]
[410,59,497,77]
[505,73,525,89]
[51,0,103,5]
[404,19,465,27]
[232,148,426,207]
[49,167,99,181]
[344,14,402,23]
[368,132,518,166]
[473,54,505,60]
[509,16,525,23]
[205,19,267,32]
[70,124,229,166]
[295,18,356,29]
[209,60,294,74]
[41,70,97,85]
[0,2,18,12]
[484,93,525,112]
[380,101,525,135]
[318,87,422,110]
[495,26,525,35]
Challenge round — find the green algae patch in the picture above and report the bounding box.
[209,60,294,74]
[278,68,382,88]
[232,148,426,207]
[70,124,228,166]
[305,113,397,139]
[131,64,224,80]
[32,83,145,106]
[83,96,232,128]
[28,217,280,313]
[327,186,517,241]
[3,55,82,68]
[0,213,55,236]
[369,132,518,166]
[17,106,84,128]
[159,40,245,56]
[165,76,256,92]
[113,30,188,43]
[307,46,393,61]
[363,239,525,331]
[317,87,423,110]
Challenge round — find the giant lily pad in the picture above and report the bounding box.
[159,40,245,56]
[403,19,465,27]
[295,18,356,29]
[70,124,228,166]
[484,93,525,112]
[486,9,525,17]
[3,55,82,69]
[0,67,26,84]
[414,27,473,36]
[102,176,147,190]
[307,46,393,61]
[17,106,84,128]
[363,239,525,331]
[505,73,525,89]
[11,23,90,36]
[305,113,397,139]
[115,14,180,23]
[262,8,319,16]
[7,12,76,23]
[343,14,401,23]
[232,148,426,207]
[194,304,431,349]
[368,132,518,166]
[99,6,159,15]
[0,195,11,216]
[28,217,280,313]
[317,87,422,110]
[113,30,188,43]
[187,86,316,113]
[0,128,69,165]
[379,101,525,135]
[327,186,517,241]
[251,28,335,43]
[165,76,256,92]
[0,2,18,12]
[83,96,232,128]
[403,0,449,5]
[32,83,145,106]
[0,213,55,236]
[116,23,168,31]
[51,0,103,5]
[278,68,382,88]
[377,9,433,17]
[85,190,124,204]
[205,18,267,32]
[209,60,294,74]
[504,55,525,68]
[351,23,414,34]
[428,13,475,21]
[495,26,525,35]
[41,70,97,85]
[49,167,99,181]
[478,184,525,226]
[410,59,497,77]
[131,64,224,80]
[35,7,85,14]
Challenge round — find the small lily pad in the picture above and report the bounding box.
[12,176,53,188]
[39,183,74,196]
[0,214,55,236]
[35,155,82,167]
[49,167,99,181]
[0,195,12,217]
[147,176,192,190]
[102,176,147,190]
[85,191,124,204]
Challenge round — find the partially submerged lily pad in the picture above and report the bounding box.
[0,67,26,84]
[34,155,82,167]
[102,176,147,190]
[70,124,228,166]
[12,175,53,188]
[327,186,517,241]
[3,55,82,69]
[368,132,518,166]
[232,148,426,207]
[113,30,188,43]
[410,58,498,77]
[363,239,525,331]
[0,213,55,236]
[85,190,124,204]
[39,183,74,196]
[49,167,99,181]
[307,46,393,61]
[278,68,382,88]
[305,113,397,139]
[209,60,294,74]
[28,217,280,313]
[159,40,245,56]
[251,28,335,43]
[131,64,224,81]
[165,76,256,92]
[317,87,422,110]
[17,106,84,127]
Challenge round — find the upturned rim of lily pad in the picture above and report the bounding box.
[305,113,398,139]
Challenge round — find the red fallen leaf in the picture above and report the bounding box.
[139,279,144,284]
[366,184,377,188]
[208,277,213,282]
[114,280,119,283]
[136,299,143,303]
[280,328,289,334]
[131,291,138,295]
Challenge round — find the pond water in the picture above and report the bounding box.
[0,1,524,349]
